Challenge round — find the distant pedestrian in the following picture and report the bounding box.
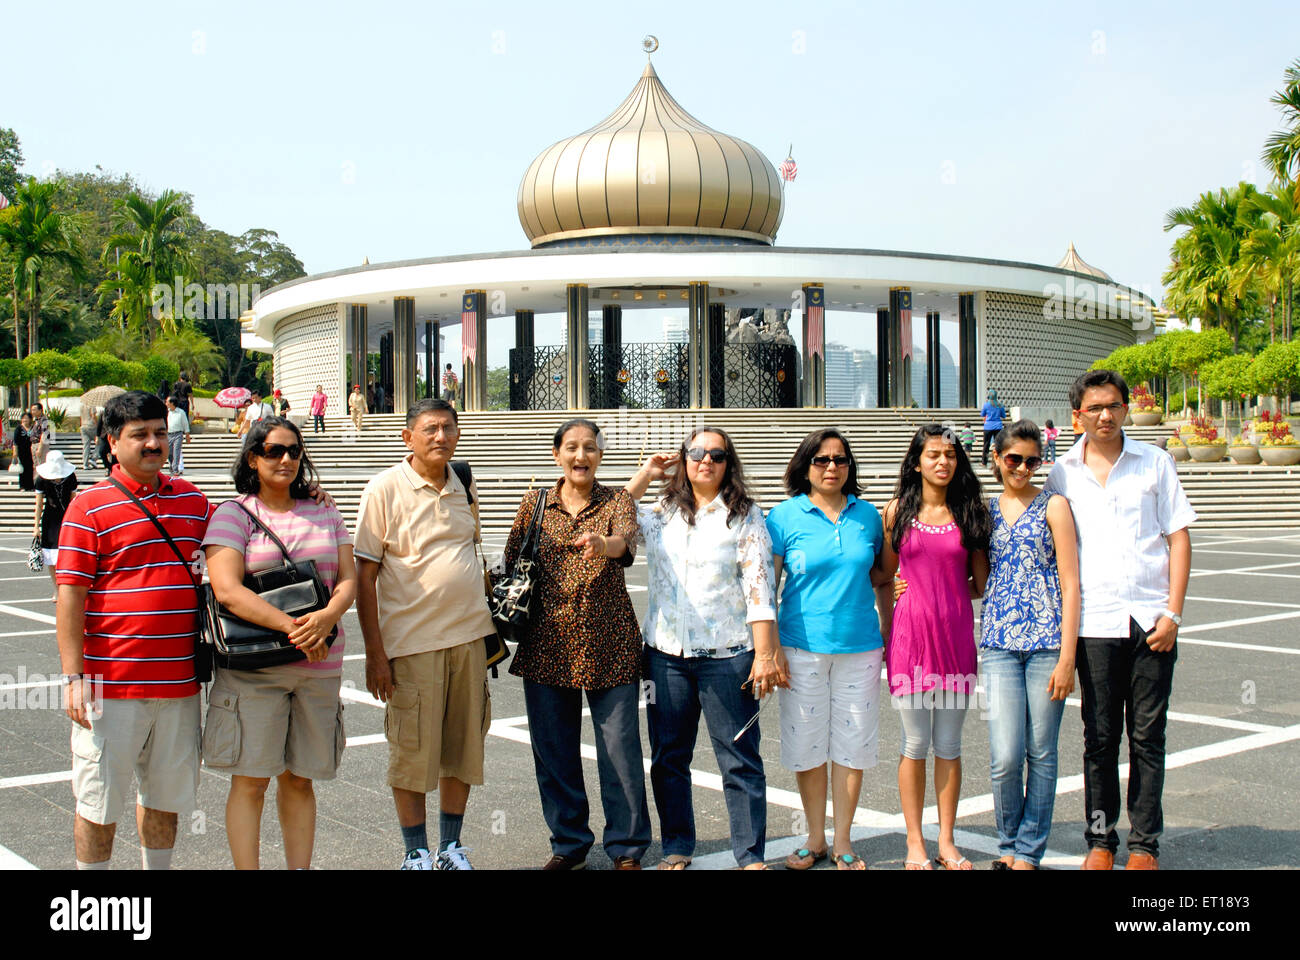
[157,379,172,403]
[1044,420,1059,462]
[980,390,1007,466]
[80,407,99,469]
[349,384,368,432]
[173,373,193,417]
[441,363,459,406]
[166,396,190,475]
[960,424,974,454]
[33,450,79,601]
[15,413,36,491]
[30,402,53,466]
[310,384,328,433]
[374,382,387,414]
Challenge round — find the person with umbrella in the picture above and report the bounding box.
[214,386,253,434]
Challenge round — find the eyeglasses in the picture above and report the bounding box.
[1079,402,1126,418]
[1001,453,1043,472]
[686,446,728,463]
[811,455,850,467]
[256,442,303,461]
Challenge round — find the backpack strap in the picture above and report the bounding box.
[450,460,473,506]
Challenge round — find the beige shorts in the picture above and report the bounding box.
[71,695,201,825]
[203,666,344,781]
[386,641,490,792]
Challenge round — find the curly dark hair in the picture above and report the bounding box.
[661,425,755,528]
[889,423,990,553]
[232,416,318,498]
[783,428,862,498]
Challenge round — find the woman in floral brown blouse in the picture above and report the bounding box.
[504,418,650,871]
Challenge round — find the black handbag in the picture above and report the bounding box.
[449,460,511,673]
[201,501,336,671]
[489,487,548,642]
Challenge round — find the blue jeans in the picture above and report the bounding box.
[982,647,1066,866]
[644,646,766,867]
[522,679,651,861]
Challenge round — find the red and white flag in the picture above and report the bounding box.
[461,293,478,366]
[806,286,824,359]
[779,152,797,183]
[0,191,9,211]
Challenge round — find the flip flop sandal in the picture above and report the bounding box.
[832,853,866,870]
[934,856,973,871]
[904,858,934,870]
[657,855,692,871]
[785,847,828,870]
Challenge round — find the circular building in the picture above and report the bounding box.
[245,54,1153,422]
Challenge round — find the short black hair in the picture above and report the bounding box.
[30,402,43,413]
[1070,369,1128,409]
[553,418,602,449]
[233,416,317,498]
[103,390,166,439]
[445,363,453,370]
[406,396,458,426]
[991,420,1044,483]
[783,428,862,497]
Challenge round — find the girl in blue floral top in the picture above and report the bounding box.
[982,420,1080,869]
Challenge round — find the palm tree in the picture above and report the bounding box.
[1263,58,1300,197]
[1163,184,1258,347]
[95,250,157,335]
[151,321,224,385]
[1240,183,1300,342]
[102,189,197,337]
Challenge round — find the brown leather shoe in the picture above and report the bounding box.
[1126,851,1159,870]
[612,857,642,870]
[541,854,586,871]
[1081,848,1115,870]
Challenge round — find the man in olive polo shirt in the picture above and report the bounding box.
[354,397,495,871]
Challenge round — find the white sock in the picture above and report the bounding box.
[76,859,110,870]
[142,846,173,870]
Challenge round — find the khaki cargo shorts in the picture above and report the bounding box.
[71,695,201,825]
[386,641,490,792]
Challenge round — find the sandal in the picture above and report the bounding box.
[934,856,973,871]
[904,858,934,871]
[784,847,828,870]
[832,852,866,871]
[657,855,692,871]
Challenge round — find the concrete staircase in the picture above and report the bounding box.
[5,409,1297,533]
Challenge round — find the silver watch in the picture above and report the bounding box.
[60,673,84,685]
[1161,610,1182,627]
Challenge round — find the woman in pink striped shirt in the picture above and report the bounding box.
[201,417,357,869]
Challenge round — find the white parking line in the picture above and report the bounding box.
[1186,595,1300,610]
[0,629,55,638]
[0,842,37,869]
[1191,561,1300,577]
[0,603,55,625]
[0,770,72,789]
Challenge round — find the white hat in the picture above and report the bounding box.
[36,450,76,481]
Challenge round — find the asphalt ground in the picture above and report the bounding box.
[0,527,1297,872]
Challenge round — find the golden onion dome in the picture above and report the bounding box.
[517,62,784,247]
[1054,242,1112,282]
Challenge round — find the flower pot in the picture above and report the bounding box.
[1124,413,1134,425]
[1168,444,1190,462]
[0,454,12,471]
[1259,446,1300,466]
[1186,443,1226,462]
[1228,444,1261,465]
[1132,411,1163,426]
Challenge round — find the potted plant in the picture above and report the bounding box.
[1228,431,1261,465]
[1165,430,1190,462]
[1258,417,1300,466]
[1130,384,1164,426]
[1183,414,1227,462]
[0,436,13,472]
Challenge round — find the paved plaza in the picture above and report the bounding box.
[1,527,1297,871]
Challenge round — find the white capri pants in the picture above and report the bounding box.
[895,690,971,760]
[779,646,883,772]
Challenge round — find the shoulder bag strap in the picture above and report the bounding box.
[450,460,473,506]
[108,476,205,610]
[229,499,295,569]
[523,489,548,562]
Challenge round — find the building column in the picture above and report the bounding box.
[925,309,941,408]
[512,309,535,411]
[686,281,710,408]
[566,284,589,409]
[423,320,433,399]
[393,296,416,413]
[876,307,891,408]
[348,304,368,394]
[888,287,913,406]
[707,303,726,408]
[431,322,441,400]
[958,292,976,407]
[461,290,487,411]
[801,283,825,407]
[600,305,621,410]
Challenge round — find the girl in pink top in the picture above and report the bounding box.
[878,424,990,870]
[310,385,328,434]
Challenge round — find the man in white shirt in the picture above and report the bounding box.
[245,391,273,428]
[1044,370,1196,871]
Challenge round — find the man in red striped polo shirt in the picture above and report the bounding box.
[56,391,212,870]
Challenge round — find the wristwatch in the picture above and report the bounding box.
[60,673,84,685]
[1161,610,1183,627]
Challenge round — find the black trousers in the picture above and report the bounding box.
[1077,617,1176,857]
[981,429,998,465]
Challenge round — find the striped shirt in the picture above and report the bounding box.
[202,495,352,675]
[55,465,211,699]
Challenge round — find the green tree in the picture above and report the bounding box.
[0,128,22,203]
[142,354,180,392]
[150,322,223,386]
[1169,328,1232,411]
[1263,58,1300,197]
[1251,340,1300,411]
[71,350,129,390]
[0,356,27,389]
[1200,353,1255,438]
[102,189,198,339]
[26,348,77,401]
[486,365,509,410]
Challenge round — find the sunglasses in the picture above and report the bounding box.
[1001,453,1043,472]
[685,446,728,463]
[257,442,303,461]
[811,455,850,467]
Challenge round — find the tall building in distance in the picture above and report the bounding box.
[823,343,957,408]
[662,316,689,344]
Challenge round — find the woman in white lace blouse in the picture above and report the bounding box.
[626,427,787,869]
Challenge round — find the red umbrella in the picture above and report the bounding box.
[214,386,252,409]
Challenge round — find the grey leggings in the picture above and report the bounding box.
[896,692,971,760]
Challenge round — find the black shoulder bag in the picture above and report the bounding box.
[201,500,336,670]
[450,460,511,674]
[108,477,212,684]
[489,485,548,643]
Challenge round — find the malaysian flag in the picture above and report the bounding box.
[461,293,477,365]
[779,145,797,183]
[0,191,8,211]
[899,290,913,361]
[806,286,824,359]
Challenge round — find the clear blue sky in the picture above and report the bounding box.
[7,1,1299,362]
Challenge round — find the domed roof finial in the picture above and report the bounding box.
[642,35,658,57]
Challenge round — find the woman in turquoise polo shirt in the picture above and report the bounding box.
[767,428,892,870]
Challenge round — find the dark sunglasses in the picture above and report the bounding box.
[811,455,850,467]
[1001,453,1043,472]
[686,446,728,463]
[257,442,303,461]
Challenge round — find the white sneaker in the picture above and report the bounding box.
[400,848,434,870]
[435,841,474,871]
